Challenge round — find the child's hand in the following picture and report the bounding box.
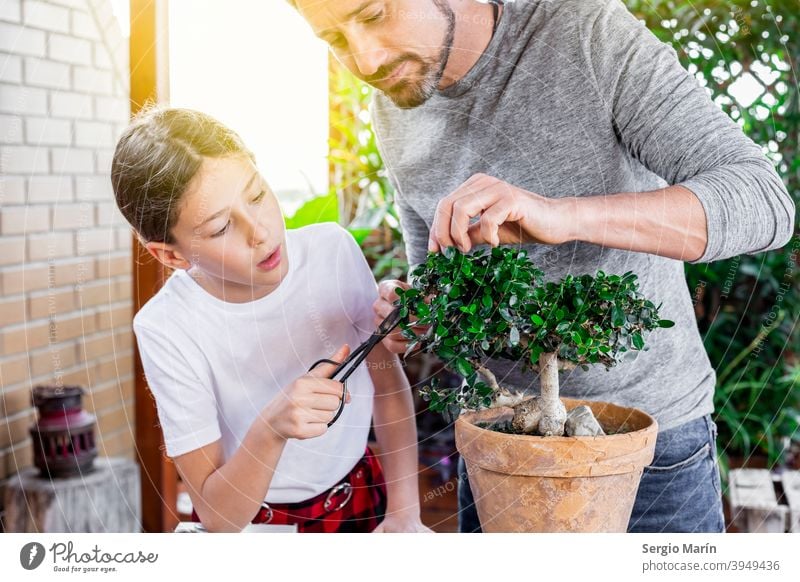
[374,280,429,354]
[372,510,433,533]
[261,345,351,440]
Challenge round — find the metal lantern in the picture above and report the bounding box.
[30,385,97,478]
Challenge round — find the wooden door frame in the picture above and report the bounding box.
[130,0,177,533]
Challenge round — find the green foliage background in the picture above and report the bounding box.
[626,0,799,470]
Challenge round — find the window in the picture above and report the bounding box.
[168,0,329,213]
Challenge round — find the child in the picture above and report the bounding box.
[112,107,429,533]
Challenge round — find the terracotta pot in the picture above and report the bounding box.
[455,397,658,532]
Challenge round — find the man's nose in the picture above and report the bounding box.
[349,37,388,78]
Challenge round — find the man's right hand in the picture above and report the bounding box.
[261,345,351,440]
[374,280,429,354]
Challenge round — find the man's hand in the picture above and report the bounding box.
[373,280,428,354]
[428,173,574,253]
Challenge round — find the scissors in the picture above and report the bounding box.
[308,306,403,427]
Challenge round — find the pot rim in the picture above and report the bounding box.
[456,397,658,442]
[454,398,659,477]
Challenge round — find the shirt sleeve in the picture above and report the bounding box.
[133,322,222,458]
[337,226,380,343]
[394,186,431,277]
[370,99,432,274]
[585,0,795,263]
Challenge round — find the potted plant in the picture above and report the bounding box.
[396,247,674,532]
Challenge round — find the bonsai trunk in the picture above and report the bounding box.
[475,363,526,408]
[538,351,560,406]
[511,351,567,436]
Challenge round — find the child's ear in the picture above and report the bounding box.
[144,241,192,270]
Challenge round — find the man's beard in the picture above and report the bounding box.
[365,0,456,109]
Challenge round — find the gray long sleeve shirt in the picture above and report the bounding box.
[371,0,795,430]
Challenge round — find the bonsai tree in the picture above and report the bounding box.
[396,247,674,437]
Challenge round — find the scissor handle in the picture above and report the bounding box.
[306,307,403,428]
[308,358,342,376]
[333,307,403,383]
[308,358,347,427]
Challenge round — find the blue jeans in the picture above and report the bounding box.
[457,414,725,533]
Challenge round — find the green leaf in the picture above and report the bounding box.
[632,332,644,350]
[347,227,373,245]
[284,193,339,229]
[612,305,626,327]
[529,345,543,365]
[658,319,675,328]
[437,346,456,360]
[454,358,473,378]
[530,314,544,326]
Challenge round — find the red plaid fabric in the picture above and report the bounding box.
[191,446,386,533]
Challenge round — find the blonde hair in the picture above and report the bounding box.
[111,106,254,243]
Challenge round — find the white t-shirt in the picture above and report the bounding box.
[133,223,379,503]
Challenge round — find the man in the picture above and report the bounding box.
[290,0,796,532]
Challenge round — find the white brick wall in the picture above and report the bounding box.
[26,115,72,145]
[51,145,94,173]
[0,176,26,204]
[93,95,126,121]
[49,0,87,9]
[0,22,47,57]
[71,10,100,40]
[0,145,50,173]
[0,1,22,23]
[49,90,92,118]
[92,42,110,69]
[0,54,23,84]
[48,33,93,65]
[23,1,70,34]
[0,83,48,115]
[75,173,113,200]
[73,65,112,95]
[0,0,133,496]
[0,204,50,234]
[0,114,23,143]
[24,56,71,89]
[28,174,73,202]
[74,119,111,147]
